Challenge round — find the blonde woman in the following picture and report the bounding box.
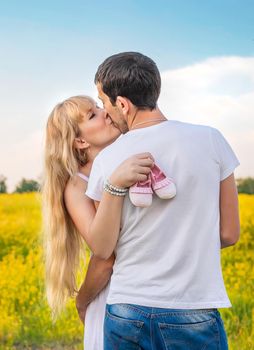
[42,95,153,349]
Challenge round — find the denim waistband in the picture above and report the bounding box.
[107,303,219,318]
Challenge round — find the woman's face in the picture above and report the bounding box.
[78,100,121,151]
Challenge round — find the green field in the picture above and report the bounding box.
[0,193,253,349]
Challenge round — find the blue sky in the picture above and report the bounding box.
[1,1,253,68]
[0,1,254,190]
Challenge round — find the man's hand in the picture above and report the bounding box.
[75,294,88,324]
[74,255,114,322]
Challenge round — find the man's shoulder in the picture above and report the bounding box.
[169,119,213,130]
[165,120,216,137]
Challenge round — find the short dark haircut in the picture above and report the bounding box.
[95,52,161,110]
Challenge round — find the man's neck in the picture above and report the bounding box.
[128,108,167,131]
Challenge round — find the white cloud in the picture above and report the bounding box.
[159,56,254,179]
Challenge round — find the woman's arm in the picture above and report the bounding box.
[220,173,240,248]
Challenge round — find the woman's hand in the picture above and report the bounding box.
[109,152,154,188]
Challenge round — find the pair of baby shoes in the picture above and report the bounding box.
[129,164,176,207]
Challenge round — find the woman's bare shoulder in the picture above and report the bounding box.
[64,175,96,242]
[64,175,89,206]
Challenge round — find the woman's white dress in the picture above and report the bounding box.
[76,172,109,350]
[84,283,110,349]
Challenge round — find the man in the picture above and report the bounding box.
[86,52,240,349]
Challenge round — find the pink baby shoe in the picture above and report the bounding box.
[150,164,176,199]
[129,174,153,207]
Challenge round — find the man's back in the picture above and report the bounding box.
[87,120,239,309]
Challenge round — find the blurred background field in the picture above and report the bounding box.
[0,193,253,349]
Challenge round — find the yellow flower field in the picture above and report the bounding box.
[0,193,253,349]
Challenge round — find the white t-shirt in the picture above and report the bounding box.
[86,121,239,309]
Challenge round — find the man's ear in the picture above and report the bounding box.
[74,137,90,150]
[116,96,130,116]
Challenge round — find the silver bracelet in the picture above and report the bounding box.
[105,180,128,194]
[103,183,127,196]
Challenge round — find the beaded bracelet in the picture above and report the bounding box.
[105,180,128,193]
[104,185,127,196]
[103,180,128,196]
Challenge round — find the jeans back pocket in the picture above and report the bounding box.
[158,317,220,350]
[104,305,144,350]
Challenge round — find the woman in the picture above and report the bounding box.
[42,95,153,349]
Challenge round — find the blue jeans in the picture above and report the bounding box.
[104,303,228,350]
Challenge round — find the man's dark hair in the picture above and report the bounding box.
[95,52,161,110]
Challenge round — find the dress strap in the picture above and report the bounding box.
[76,172,89,182]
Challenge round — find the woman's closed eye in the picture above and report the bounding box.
[89,113,96,120]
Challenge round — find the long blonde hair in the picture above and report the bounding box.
[42,95,93,318]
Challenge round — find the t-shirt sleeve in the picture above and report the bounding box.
[210,128,240,181]
[86,157,105,201]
